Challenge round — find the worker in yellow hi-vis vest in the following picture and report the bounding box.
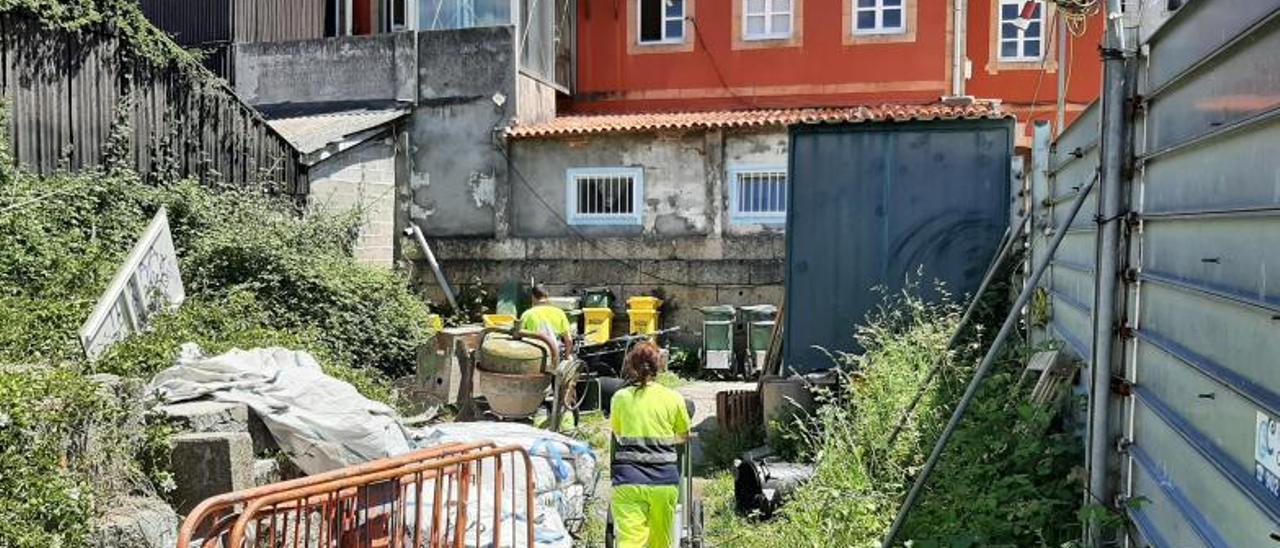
[610,341,691,548]
[519,285,573,360]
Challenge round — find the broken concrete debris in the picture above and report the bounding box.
[168,431,254,515]
[88,496,180,548]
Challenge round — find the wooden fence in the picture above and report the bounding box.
[0,12,307,195]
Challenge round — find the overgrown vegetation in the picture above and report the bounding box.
[703,285,1084,547]
[0,144,433,545]
[0,0,200,69]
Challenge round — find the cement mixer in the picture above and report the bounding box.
[465,326,582,432]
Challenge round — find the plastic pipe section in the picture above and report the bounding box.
[404,223,461,312]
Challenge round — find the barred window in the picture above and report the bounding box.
[566,167,644,225]
[730,166,787,223]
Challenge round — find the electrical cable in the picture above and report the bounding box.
[1052,0,1100,37]
[688,17,758,110]
[493,142,784,288]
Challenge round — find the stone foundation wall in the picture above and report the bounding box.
[410,235,784,345]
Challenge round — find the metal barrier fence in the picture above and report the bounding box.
[178,442,536,548]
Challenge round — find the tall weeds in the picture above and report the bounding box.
[705,282,1083,547]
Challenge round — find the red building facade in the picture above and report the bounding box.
[570,0,1104,141]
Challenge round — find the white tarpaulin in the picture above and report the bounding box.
[146,344,596,548]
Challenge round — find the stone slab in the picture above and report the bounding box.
[170,432,254,514]
[157,401,248,434]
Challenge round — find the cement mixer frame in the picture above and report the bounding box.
[453,326,582,433]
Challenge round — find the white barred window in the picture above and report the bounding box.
[729,166,787,224]
[566,167,644,225]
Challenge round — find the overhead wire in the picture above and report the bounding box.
[688,17,759,110]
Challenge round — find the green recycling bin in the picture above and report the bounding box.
[699,305,736,373]
[583,287,615,309]
[740,304,778,377]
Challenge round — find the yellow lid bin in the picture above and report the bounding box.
[482,314,517,329]
[582,308,614,345]
[626,296,663,311]
[628,309,660,336]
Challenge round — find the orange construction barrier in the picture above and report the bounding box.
[177,441,536,548]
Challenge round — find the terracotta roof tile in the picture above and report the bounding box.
[505,102,1008,139]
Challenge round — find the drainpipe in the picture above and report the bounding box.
[1087,0,1129,544]
[1055,12,1068,135]
[951,0,968,98]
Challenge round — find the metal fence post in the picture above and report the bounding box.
[1086,2,1131,544]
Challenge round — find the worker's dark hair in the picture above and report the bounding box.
[624,342,662,389]
[531,285,548,300]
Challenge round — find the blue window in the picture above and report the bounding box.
[998,0,1044,61]
[566,167,644,225]
[729,166,788,224]
[853,0,905,35]
[639,0,684,44]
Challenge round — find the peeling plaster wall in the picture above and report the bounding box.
[410,127,789,341]
[404,26,518,237]
[509,132,711,238]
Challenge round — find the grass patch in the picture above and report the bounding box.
[566,410,611,546]
[695,425,765,475]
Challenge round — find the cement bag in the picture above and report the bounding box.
[414,422,599,547]
[147,343,415,475]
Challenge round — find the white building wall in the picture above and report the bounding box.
[308,137,398,266]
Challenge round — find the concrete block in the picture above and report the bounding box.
[525,238,583,260]
[157,401,248,434]
[748,260,786,285]
[724,235,786,260]
[685,260,753,285]
[715,285,785,307]
[89,496,179,548]
[430,238,527,261]
[672,237,725,260]
[631,260,688,285]
[170,432,254,514]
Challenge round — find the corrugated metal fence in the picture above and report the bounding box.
[0,12,306,194]
[1028,2,1280,545]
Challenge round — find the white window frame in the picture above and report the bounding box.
[851,0,905,36]
[728,165,788,224]
[566,167,645,226]
[638,0,686,45]
[998,0,1045,62]
[742,0,793,41]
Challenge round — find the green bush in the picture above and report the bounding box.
[0,367,104,548]
[0,164,431,545]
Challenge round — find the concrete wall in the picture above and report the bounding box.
[404,26,518,238]
[309,136,399,266]
[413,127,789,342]
[233,32,417,108]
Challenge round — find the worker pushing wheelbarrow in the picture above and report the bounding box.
[604,341,705,548]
